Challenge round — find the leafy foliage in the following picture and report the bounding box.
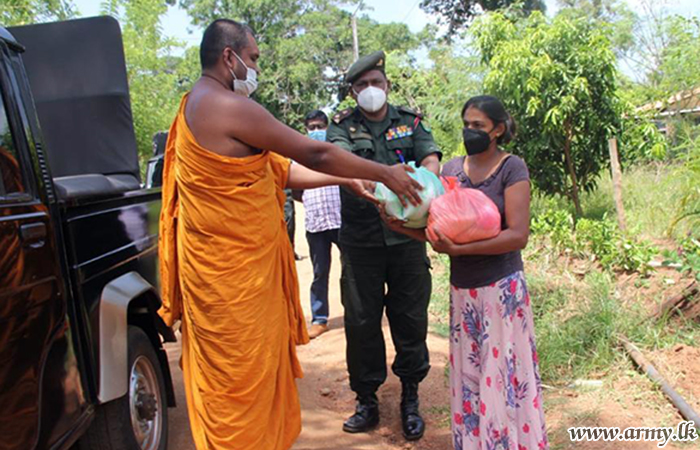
[619,3,700,104]
[662,238,700,282]
[177,0,423,128]
[651,15,700,97]
[472,12,621,215]
[617,110,668,165]
[531,209,657,275]
[101,0,185,166]
[670,125,700,233]
[555,0,637,57]
[0,0,75,26]
[418,0,545,37]
[384,46,484,160]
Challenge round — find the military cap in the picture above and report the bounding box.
[344,50,386,84]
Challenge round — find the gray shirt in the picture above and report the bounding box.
[440,155,530,289]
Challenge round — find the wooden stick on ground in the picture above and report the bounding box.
[620,337,700,429]
[653,281,700,320]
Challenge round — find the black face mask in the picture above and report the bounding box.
[463,127,495,156]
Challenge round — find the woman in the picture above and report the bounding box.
[384,95,548,450]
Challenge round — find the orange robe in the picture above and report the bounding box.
[158,95,309,450]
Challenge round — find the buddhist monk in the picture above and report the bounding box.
[158,19,423,450]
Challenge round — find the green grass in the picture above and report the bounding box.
[428,252,451,338]
[526,254,700,384]
[532,163,693,240]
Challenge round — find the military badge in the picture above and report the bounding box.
[385,125,414,141]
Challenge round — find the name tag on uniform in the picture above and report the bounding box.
[385,125,413,141]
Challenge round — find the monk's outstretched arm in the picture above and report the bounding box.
[287,164,379,204]
[224,96,422,206]
[287,163,347,189]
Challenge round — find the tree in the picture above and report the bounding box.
[652,15,700,97]
[418,0,545,37]
[178,0,304,41]
[177,0,424,128]
[0,0,75,26]
[472,12,620,216]
[385,46,484,160]
[555,0,637,58]
[615,0,699,102]
[102,0,185,167]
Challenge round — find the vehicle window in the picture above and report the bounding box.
[0,90,25,198]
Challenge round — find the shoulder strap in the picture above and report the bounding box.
[332,108,355,125]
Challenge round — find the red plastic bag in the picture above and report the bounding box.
[427,176,501,244]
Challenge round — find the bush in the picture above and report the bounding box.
[531,209,657,275]
[662,237,700,281]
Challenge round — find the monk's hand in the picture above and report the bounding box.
[428,228,459,256]
[346,179,379,205]
[377,202,407,232]
[383,164,423,207]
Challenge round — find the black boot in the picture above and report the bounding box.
[343,393,379,433]
[401,381,425,441]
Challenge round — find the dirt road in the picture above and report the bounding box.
[165,205,453,450]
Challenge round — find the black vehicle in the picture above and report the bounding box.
[0,17,175,450]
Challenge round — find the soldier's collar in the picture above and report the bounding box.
[354,104,400,122]
[387,104,401,120]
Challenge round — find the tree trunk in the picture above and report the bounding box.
[563,122,583,218]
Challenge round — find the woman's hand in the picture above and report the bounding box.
[428,228,461,256]
[377,203,428,242]
[377,202,407,232]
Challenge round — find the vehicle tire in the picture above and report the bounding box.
[77,326,168,450]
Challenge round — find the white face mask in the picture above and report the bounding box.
[354,86,387,113]
[228,50,258,97]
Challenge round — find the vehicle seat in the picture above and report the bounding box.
[53,173,141,200]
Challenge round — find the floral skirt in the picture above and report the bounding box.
[449,271,548,450]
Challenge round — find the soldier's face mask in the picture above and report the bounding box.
[354,86,387,113]
[227,49,258,97]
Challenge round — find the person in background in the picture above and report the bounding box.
[385,95,548,450]
[292,110,341,339]
[327,50,441,441]
[284,188,303,260]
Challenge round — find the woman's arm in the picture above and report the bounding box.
[429,181,530,256]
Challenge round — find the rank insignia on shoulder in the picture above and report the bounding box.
[385,125,414,141]
[332,108,354,124]
[399,105,423,118]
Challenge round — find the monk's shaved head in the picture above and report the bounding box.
[200,19,255,70]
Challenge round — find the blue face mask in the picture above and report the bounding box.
[308,129,327,142]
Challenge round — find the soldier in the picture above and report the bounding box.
[327,51,441,441]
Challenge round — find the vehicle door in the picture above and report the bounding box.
[0,39,72,450]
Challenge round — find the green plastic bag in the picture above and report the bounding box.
[375,161,445,229]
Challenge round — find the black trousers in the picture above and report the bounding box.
[340,240,432,395]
